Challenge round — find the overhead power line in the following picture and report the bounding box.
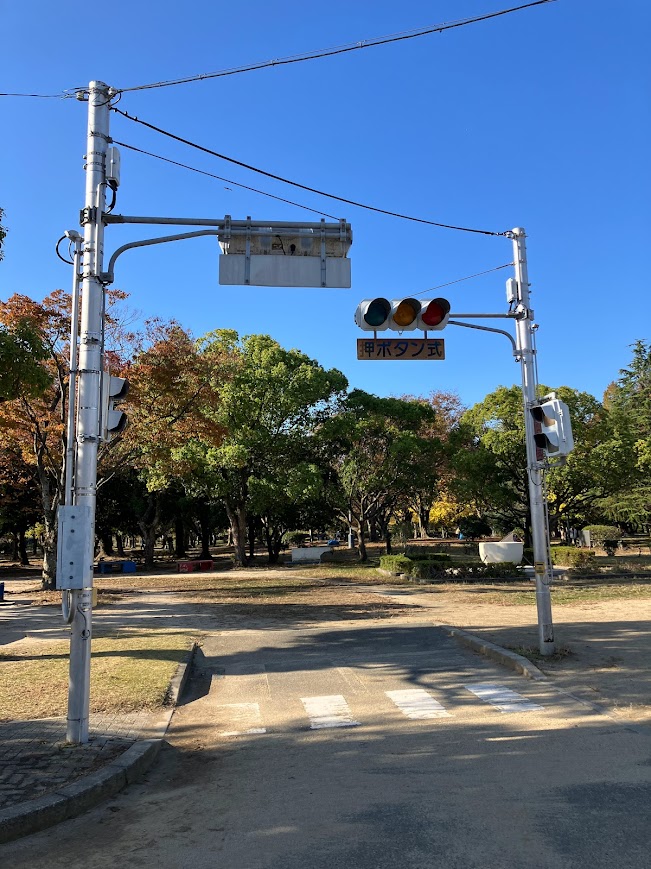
[111,106,507,237]
[412,263,514,297]
[117,1,557,94]
[113,141,339,219]
[1,1,556,100]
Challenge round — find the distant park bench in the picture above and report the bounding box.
[177,559,214,573]
[97,560,137,574]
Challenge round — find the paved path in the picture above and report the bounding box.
[2,618,650,868]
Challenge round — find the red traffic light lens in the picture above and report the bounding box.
[421,298,450,327]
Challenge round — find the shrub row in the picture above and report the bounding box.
[404,544,450,557]
[549,547,596,568]
[379,555,520,581]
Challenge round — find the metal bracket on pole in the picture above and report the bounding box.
[320,219,327,287]
[244,216,252,285]
[100,229,221,284]
[447,320,520,359]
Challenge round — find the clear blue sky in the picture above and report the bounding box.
[2,1,649,409]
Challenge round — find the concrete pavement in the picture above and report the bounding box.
[2,616,650,867]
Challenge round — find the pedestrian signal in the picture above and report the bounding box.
[530,397,574,458]
[101,372,129,441]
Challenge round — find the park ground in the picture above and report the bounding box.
[2,542,651,726]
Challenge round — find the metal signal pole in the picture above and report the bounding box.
[65,81,111,743]
[511,227,555,656]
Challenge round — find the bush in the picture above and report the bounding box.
[287,532,307,547]
[404,545,450,558]
[584,525,622,555]
[379,555,413,575]
[550,546,596,568]
[404,559,520,581]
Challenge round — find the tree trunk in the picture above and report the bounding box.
[226,502,249,567]
[138,491,161,569]
[175,516,187,558]
[418,501,431,538]
[115,533,125,558]
[198,512,212,560]
[142,528,156,568]
[97,533,114,558]
[356,512,368,563]
[10,531,19,563]
[41,524,57,590]
[247,517,257,562]
[18,528,30,566]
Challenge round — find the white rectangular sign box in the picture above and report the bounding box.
[219,254,351,288]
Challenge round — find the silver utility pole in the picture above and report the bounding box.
[66,81,111,743]
[511,227,555,656]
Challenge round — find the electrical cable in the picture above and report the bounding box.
[56,235,75,265]
[117,1,557,94]
[112,140,338,218]
[412,263,514,297]
[111,108,507,236]
[105,180,118,214]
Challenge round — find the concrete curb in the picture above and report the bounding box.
[0,641,199,844]
[439,624,547,681]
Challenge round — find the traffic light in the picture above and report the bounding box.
[355,297,451,332]
[100,372,129,441]
[530,397,574,458]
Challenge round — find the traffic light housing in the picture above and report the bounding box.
[355,297,451,332]
[101,372,129,441]
[530,397,574,459]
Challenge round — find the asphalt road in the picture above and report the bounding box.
[4,618,650,868]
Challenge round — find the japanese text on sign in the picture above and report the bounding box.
[356,338,445,361]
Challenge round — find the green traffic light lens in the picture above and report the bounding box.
[365,298,391,327]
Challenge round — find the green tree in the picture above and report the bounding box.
[174,331,348,566]
[0,319,50,402]
[597,341,651,530]
[331,390,438,561]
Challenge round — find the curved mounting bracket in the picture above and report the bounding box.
[100,229,220,284]
[447,319,520,359]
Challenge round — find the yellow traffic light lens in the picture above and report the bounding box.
[393,300,419,327]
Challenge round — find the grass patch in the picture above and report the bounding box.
[0,630,196,721]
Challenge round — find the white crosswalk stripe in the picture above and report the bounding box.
[213,682,546,735]
[217,702,267,736]
[464,683,544,713]
[386,688,452,719]
[301,694,361,729]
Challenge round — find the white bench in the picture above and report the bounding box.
[291,546,331,564]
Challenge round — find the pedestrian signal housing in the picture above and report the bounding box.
[101,372,129,441]
[530,397,574,458]
[355,297,451,332]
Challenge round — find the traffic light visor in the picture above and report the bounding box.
[364,298,391,328]
[421,298,451,328]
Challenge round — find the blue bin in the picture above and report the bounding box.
[0,582,4,601]
[122,561,137,573]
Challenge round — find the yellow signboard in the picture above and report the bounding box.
[357,338,445,361]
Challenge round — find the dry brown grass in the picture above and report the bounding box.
[0,630,195,721]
